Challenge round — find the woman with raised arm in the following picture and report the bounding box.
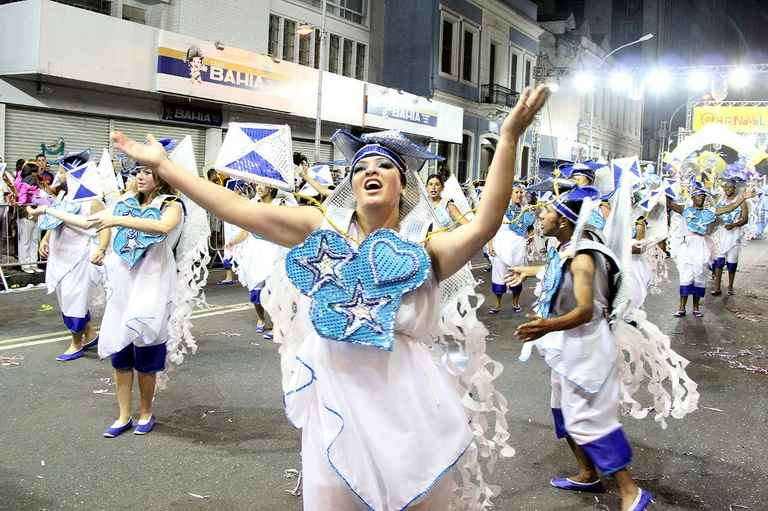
[112,84,551,509]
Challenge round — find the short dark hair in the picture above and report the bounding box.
[36,154,46,160]
[426,173,445,185]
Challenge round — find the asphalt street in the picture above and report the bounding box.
[1,241,767,511]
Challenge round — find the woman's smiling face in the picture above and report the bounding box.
[351,156,404,209]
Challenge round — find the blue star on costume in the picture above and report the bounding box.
[587,208,607,230]
[286,229,431,351]
[531,247,564,319]
[298,233,354,294]
[112,197,166,269]
[39,200,81,231]
[506,205,536,236]
[682,207,716,235]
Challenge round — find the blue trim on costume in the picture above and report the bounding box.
[282,356,318,428]
[135,342,167,373]
[110,344,134,370]
[250,288,262,304]
[541,347,609,394]
[693,286,706,298]
[727,262,738,273]
[551,408,569,439]
[712,257,725,269]
[579,427,632,475]
[491,282,507,295]
[402,439,472,509]
[509,283,523,293]
[62,310,90,333]
[223,257,233,269]
[680,284,693,296]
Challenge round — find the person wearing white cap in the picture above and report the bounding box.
[110,85,552,510]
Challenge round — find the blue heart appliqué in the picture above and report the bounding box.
[113,197,166,270]
[39,201,81,231]
[286,229,431,351]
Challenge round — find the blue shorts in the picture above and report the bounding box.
[110,343,167,373]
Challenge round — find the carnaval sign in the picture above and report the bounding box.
[156,32,296,112]
[693,106,768,133]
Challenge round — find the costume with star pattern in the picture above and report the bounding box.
[277,215,475,510]
[672,206,716,297]
[97,194,185,359]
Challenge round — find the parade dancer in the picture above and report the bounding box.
[487,183,534,313]
[507,186,651,511]
[227,184,287,338]
[666,183,754,317]
[110,84,551,510]
[26,154,107,361]
[426,173,469,229]
[711,179,749,296]
[87,138,208,438]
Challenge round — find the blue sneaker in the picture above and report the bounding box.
[82,336,99,351]
[56,349,84,362]
[134,415,155,435]
[104,418,133,438]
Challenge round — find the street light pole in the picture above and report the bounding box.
[588,33,653,160]
[313,0,328,164]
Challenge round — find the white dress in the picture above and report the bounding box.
[284,222,473,510]
[98,195,184,358]
[45,200,103,329]
[233,197,285,292]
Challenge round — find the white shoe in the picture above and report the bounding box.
[32,267,44,273]
[21,266,35,274]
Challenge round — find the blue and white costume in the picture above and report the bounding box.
[42,199,104,332]
[675,206,716,297]
[233,196,287,304]
[98,194,184,370]
[490,204,534,295]
[712,198,745,273]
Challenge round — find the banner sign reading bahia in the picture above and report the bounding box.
[156,32,295,112]
[693,106,768,133]
[363,84,463,143]
[162,103,223,127]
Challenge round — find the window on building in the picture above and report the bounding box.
[293,0,368,26]
[122,4,145,24]
[328,35,340,74]
[299,31,311,66]
[461,27,477,83]
[342,39,354,77]
[268,15,280,57]
[283,20,296,62]
[355,43,366,80]
[524,58,534,88]
[510,52,519,91]
[440,15,458,77]
[458,133,472,183]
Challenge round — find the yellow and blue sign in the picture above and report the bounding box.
[693,106,768,133]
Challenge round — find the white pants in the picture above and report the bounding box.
[17,217,39,266]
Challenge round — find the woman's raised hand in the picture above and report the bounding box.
[111,132,168,172]
[501,84,552,141]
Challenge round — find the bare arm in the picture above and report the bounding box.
[632,220,645,254]
[110,132,324,247]
[505,264,544,286]
[27,204,91,230]
[87,202,182,235]
[514,252,595,341]
[447,202,470,226]
[425,84,551,282]
[296,168,333,198]
[724,198,750,229]
[666,196,685,214]
[715,190,755,216]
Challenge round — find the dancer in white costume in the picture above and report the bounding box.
[711,179,749,296]
[666,183,754,317]
[27,160,107,361]
[227,184,287,337]
[110,83,551,510]
[507,186,651,511]
[487,183,534,313]
[426,173,469,229]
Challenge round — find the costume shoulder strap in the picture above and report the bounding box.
[322,206,354,232]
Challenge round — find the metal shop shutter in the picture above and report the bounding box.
[5,108,110,165]
[111,119,206,176]
[292,138,335,165]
